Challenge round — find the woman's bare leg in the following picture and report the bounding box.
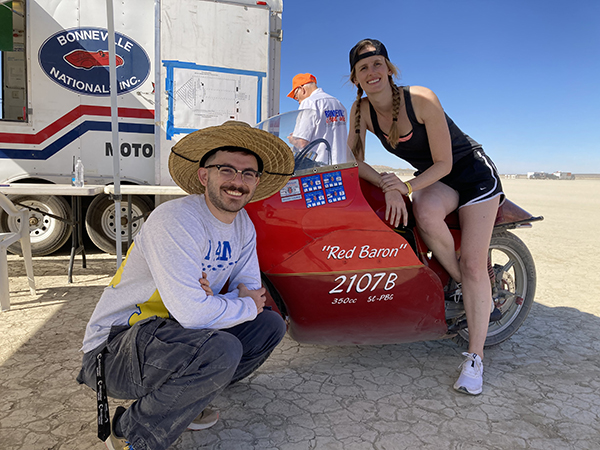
[412,182,461,281]
[457,196,501,360]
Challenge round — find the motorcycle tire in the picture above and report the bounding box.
[453,230,536,348]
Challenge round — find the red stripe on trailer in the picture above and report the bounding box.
[0,106,154,144]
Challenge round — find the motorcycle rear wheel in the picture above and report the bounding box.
[453,230,536,347]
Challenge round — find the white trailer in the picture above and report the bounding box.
[0,0,283,254]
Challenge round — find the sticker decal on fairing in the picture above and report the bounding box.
[304,190,326,208]
[300,171,346,209]
[301,174,325,208]
[322,171,343,188]
[301,174,322,193]
[280,179,302,203]
[323,171,346,203]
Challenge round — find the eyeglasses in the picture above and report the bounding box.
[204,164,262,185]
[293,85,305,100]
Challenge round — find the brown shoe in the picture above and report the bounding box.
[105,431,132,450]
[187,408,219,430]
[105,406,132,449]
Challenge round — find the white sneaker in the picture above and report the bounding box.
[453,352,483,395]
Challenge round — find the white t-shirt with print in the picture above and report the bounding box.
[292,88,349,164]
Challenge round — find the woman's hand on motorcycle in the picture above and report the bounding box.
[384,189,408,228]
[379,172,409,196]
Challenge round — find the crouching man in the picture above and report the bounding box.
[77,121,294,450]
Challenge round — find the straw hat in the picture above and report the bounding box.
[169,121,295,202]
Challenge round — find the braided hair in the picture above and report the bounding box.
[351,85,365,161]
[388,83,402,146]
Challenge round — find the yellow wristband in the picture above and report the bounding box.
[404,181,413,196]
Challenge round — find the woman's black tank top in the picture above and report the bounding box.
[369,86,481,172]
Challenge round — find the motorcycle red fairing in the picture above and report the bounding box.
[246,163,447,345]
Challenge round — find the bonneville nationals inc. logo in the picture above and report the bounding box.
[39,27,150,96]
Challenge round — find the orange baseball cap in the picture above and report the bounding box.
[287,73,317,98]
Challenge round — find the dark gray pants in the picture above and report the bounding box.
[77,311,286,450]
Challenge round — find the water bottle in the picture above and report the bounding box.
[71,156,76,186]
[74,157,84,187]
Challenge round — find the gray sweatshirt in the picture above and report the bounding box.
[81,194,260,353]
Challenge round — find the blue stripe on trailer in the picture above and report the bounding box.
[0,121,154,160]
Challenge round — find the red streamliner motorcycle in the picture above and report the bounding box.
[247,111,543,348]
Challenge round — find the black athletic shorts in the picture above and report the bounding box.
[417,149,505,208]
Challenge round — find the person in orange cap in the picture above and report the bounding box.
[287,73,349,165]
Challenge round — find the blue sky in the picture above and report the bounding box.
[278,0,600,174]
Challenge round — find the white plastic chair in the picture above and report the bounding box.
[1,193,36,311]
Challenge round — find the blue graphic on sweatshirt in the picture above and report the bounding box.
[202,240,237,272]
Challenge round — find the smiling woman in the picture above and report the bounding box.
[347,38,506,395]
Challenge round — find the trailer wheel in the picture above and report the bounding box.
[85,194,154,254]
[0,195,72,256]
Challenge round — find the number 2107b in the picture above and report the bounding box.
[329,272,398,294]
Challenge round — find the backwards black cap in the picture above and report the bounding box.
[349,39,389,71]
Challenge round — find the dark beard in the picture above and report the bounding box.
[205,183,252,213]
